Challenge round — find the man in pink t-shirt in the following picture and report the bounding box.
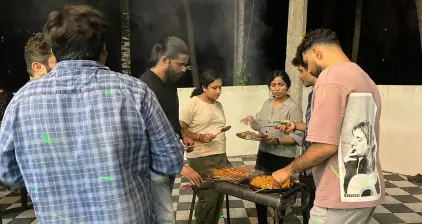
[272,29,384,223]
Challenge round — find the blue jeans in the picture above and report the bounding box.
[150,171,176,224]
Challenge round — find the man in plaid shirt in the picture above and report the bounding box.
[0,5,184,224]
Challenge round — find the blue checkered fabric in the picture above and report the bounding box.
[0,60,184,224]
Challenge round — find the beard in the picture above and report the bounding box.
[166,66,183,83]
[311,65,323,78]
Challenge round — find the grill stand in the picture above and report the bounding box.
[187,181,309,224]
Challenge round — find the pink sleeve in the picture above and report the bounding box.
[306,83,349,145]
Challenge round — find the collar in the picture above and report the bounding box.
[146,69,169,87]
[55,60,109,71]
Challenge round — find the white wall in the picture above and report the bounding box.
[178,86,272,157]
[178,85,422,175]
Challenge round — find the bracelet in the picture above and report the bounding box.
[274,138,280,146]
[292,121,296,131]
[198,134,203,142]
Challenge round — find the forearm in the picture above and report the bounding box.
[293,122,306,132]
[250,120,261,131]
[285,143,337,175]
[278,136,296,145]
[182,128,200,141]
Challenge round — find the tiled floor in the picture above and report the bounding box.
[1,156,421,224]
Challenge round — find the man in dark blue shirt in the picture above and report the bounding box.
[275,42,317,224]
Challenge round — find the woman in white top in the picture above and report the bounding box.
[179,69,227,224]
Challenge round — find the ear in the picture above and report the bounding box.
[313,47,323,60]
[161,56,169,65]
[31,62,43,73]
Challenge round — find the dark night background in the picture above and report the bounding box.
[0,0,421,92]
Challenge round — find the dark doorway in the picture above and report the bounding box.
[0,0,121,92]
[245,0,290,85]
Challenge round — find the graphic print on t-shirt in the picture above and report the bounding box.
[338,93,381,203]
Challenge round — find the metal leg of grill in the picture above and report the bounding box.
[225,194,230,224]
[274,208,279,224]
[188,189,197,224]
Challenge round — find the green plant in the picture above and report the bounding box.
[235,63,249,86]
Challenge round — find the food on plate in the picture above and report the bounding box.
[250,176,292,190]
[236,131,267,141]
[208,166,252,181]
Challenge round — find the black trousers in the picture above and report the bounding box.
[299,172,316,224]
[255,150,295,224]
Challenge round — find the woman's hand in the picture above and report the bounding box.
[262,136,276,145]
[199,133,216,143]
[240,116,255,126]
[275,120,295,133]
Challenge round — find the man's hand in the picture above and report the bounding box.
[240,116,254,126]
[183,137,195,153]
[262,135,275,145]
[199,133,215,143]
[275,120,295,133]
[180,165,203,186]
[272,166,293,187]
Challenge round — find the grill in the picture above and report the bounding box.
[187,166,310,224]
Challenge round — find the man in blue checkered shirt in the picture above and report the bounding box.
[0,5,184,224]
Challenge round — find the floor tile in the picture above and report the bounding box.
[8,218,35,224]
[382,203,414,213]
[15,209,35,219]
[394,213,422,223]
[372,213,405,224]
[384,181,397,188]
[384,175,406,181]
[405,203,422,212]
[374,205,391,214]
[179,189,193,195]
[402,187,422,195]
[243,200,256,208]
[368,218,380,224]
[385,188,410,196]
[179,195,194,203]
[393,195,422,203]
[0,197,20,204]
[416,195,422,201]
[177,202,193,210]
[383,195,402,204]
[175,210,191,221]
[172,189,180,196]
[389,181,418,188]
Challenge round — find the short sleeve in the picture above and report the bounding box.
[179,99,195,125]
[306,83,349,145]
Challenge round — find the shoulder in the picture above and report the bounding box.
[215,101,224,110]
[317,62,364,92]
[286,98,301,110]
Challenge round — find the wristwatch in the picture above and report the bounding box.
[274,138,280,146]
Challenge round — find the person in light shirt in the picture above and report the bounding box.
[179,69,228,224]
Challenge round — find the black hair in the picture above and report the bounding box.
[190,69,221,98]
[291,41,307,69]
[301,29,340,53]
[149,36,189,67]
[267,70,291,88]
[43,4,108,62]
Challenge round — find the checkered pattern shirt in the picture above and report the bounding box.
[0,60,184,224]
